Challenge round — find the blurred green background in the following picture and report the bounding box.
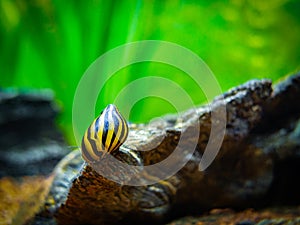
[1,0,300,144]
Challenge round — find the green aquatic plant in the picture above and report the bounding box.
[1,0,299,144]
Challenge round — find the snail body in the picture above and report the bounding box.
[81,104,129,163]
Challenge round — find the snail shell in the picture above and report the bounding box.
[81,104,129,163]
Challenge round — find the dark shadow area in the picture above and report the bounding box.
[264,157,300,206]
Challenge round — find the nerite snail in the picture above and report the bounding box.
[81,104,129,164]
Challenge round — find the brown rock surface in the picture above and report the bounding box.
[36,73,300,225]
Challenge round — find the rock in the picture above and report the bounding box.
[37,73,300,224]
[0,176,54,225]
[0,89,69,177]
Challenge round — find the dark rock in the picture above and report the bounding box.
[0,89,69,177]
[38,73,300,224]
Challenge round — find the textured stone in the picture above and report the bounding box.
[37,73,300,225]
[0,89,69,177]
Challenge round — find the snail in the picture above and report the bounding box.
[81,104,129,163]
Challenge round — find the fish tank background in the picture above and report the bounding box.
[1,0,300,144]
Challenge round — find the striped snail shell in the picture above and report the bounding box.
[81,104,129,163]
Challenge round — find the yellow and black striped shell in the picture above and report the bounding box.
[81,104,129,163]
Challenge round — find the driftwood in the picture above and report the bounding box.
[38,73,300,225]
